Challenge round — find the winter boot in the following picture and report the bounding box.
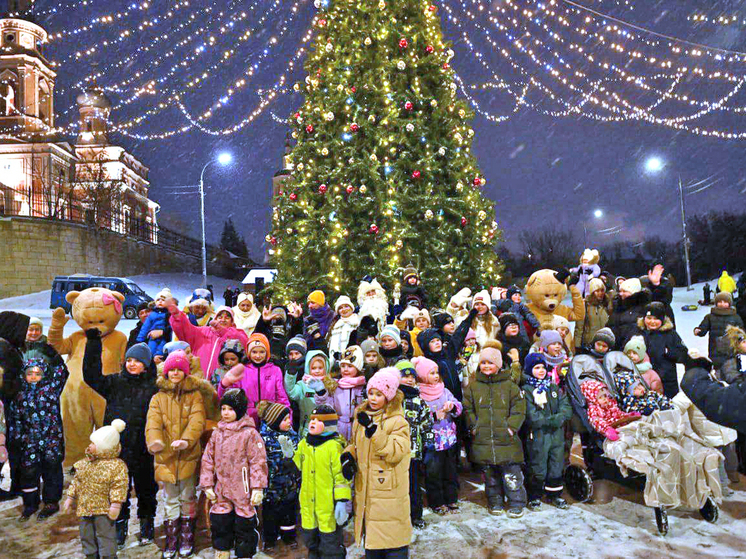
[139,516,155,545]
[178,516,196,557]
[550,497,569,510]
[19,489,39,522]
[699,498,719,523]
[116,518,128,548]
[506,507,524,519]
[162,518,180,559]
[527,499,542,511]
[280,526,298,548]
[37,502,60,520]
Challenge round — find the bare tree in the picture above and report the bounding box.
[518,227,581,271]
[70,150,126,231]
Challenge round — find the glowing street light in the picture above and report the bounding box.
[645,156,665,173]
[199,152,233,286]
[593,209,604,219]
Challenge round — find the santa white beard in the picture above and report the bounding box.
[358,296,389,332]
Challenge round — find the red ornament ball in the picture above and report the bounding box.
[473,175,482,186]
[425,45,434,54]
[399,37,409,49]
[429,5,437,12]
[442,62,450,70]
[350,123,360,132]
[369,224,379,234]
[350,86,356,93]
[293,112,300,118]
[460,217,467,227]
[404,101,414,111]
[346,184,354,194]
[270,236,277,246]
[318,184,328,194]
[411,170,421,179]
[305,124,315,133]
[289,192,298,201]
[317,18,327,27]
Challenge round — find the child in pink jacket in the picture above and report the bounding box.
[200,389,268,559]
[218,333,290,428]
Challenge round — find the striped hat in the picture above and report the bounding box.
[310,404,338,434]
[380,325,401,345]
[256,400,290,430]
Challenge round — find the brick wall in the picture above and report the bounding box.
[0,217,209,298]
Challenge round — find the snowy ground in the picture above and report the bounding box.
[0,275,744,558]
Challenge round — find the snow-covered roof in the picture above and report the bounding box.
[242,268,277,284]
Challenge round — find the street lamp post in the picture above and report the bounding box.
[199,152,233,287]
[645,156,693,291]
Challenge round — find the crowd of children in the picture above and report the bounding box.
[1,261,745,558]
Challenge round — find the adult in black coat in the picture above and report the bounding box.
[83,329,159,539]
[126,302,154,350]
[639,261,675,322]
[418,308,477,401]
[637,303,689,398]
[682,359,746,433]
[606,286,652,350]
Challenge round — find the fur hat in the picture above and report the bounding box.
[214,306,235,321]
[220,388,249,420]
[498,313,520,331]
[726,325,746,353]
[334,295,354,313]
[286,335,307,356]
[163,350,190,378]
[360,339,380,356]
[163,340,190,358]
[588,278,606,294]
[472,290,491,307]
[236,292,254,307]
[310,404,338,434]
[247,333,271,355]
[644,302,666,322]
[714,292,733,307]
[619,278,642,295]
[125,343,152,368]
[380,325,401,345]
[580,248,600,265]
[524,352,547,375]
[340,345,364,371]
[189,288,213,307]
[156,288,173,300]
[308,290,326,307]
[539,330,563,350]
[367,367,401,401]
[90,419,126,454]
[592,327,616,348]
[624,336,647,361]
[506,285,521,300]
[432,312,454,331]
[412,356,439,383]
[479,347,503,370]
[395,360,417,378]
[257,400,290,430]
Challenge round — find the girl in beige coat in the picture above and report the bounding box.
[146,350,206,558]
[342,368,412,558]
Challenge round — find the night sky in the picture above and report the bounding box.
[27,0,746,261]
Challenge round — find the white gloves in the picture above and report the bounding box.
[450,288,472,309]
[334,501,349,526]
[250,489,264,506]
[278,435,295,459]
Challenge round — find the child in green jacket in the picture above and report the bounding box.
[293,405,350,559]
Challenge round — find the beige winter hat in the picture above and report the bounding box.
[90,419,126,453]
[619,278,642,295]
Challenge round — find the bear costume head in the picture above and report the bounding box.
[525,269,567,313]
[67,288,125,336]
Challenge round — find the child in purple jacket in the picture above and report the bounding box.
[412,356,463,515]
[314,346,366,441]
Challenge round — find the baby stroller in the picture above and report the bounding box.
[562,351,717,535]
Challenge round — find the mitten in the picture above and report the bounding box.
[340,451,357,481]
[222,363,245,387]
[250,489,264,506]
[170,440,188,451]
[278,435,295,459]
[204,488,217,501]
[148,440,165,453]
[334,501,349,526]
[306,378,326,394]
[553,269,571,284]
[108,502,122,521]
[604,427,619,441]
[51,307,69,328]
[85,328,101,340]
[357,411,372,428]
[568,273,580,287]
[450,288,472,309]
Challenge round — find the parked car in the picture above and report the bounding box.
[50,275,152,319]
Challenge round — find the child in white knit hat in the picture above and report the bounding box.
[64,419,129,559]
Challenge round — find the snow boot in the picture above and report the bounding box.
[178,516,196,557]
[116,518,128,548]
[37,502,59,520]
[527,499,542,511]
[139,516,155,545]
[506,508,524,519]
[447,502,460,514]
[19,489,39,522]
[412,518,426,529]
[654,507,668,536]
[550,497,569,510]
[699,498,719,523]
[162,518,180,559]
[280,526,298,549]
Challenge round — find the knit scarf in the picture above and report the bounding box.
[337,375,366,389]
[543,350,567,368]
[309,305,335,337]
[232,305,260,332]
[418,380,445,402]
[524,375,552,408]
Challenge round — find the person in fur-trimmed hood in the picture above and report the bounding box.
[694,292,744,370]
[145,350,206,558]
[342,368,412,554]
[637,302,689,398]
[327,296,360,364]
[200,389,268,559]
[718,325,746,384]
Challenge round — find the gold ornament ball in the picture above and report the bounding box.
[364,37,372,46]
[297,163,305,171]
[321,147,329,156]
[395,239,403,249]
[378,0,385,8]
[458,109,465,118]
[368,114,376,123]
[425,209,434,220]
[265,234,272,242]
[369,153,378,162]
[456,181,464,191]
[430,99,438,107]
[291,131,298,139]
[480,178,486,186]
[478,210,487,220]
[286,227,293,234]
[359,185,368,193]
[293,83,301,91]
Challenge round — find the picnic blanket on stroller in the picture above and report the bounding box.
[603,409,722,509]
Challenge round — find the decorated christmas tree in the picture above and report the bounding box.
[268,0,502,303]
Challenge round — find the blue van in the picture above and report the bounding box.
[50,275,153,319]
